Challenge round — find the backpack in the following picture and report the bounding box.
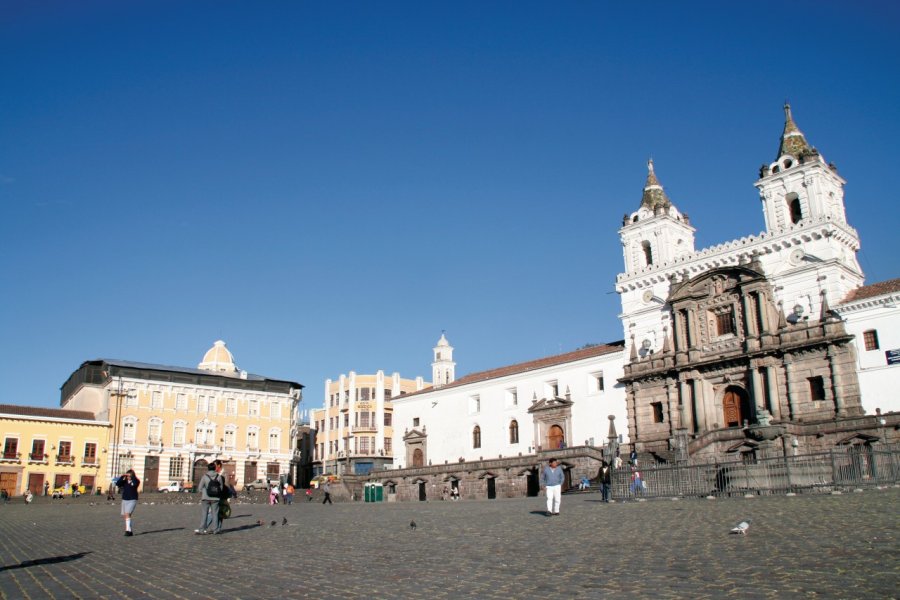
[206,474,224,498]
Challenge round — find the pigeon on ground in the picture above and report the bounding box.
[270,520,277,527]
[730,519,752,534]
[282,517,288,526]
[256,520,264,527]
[409,520,417,531]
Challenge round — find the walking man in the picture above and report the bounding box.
[196,460,226,534]
[322,481,333,504]
[116,469,140,536]
[600,460,611,503]
[540,458,564,516]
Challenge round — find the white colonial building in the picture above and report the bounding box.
[835,278,900,416]
[391,338,627,468]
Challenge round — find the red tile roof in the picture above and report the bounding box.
[0,404,99,422]
[842,278,900,303]
[399,341,625,399]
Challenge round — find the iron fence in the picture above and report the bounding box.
[610,446,900,500]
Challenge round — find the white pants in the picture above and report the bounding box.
[545,485,561,514]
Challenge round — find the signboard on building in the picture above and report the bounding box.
[886,349,900,366]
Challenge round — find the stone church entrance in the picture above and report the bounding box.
[723,386,751,428]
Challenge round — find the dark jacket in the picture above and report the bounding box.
[117,475,140,501]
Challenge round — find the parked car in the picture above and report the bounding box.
[243,478,269,491]
[158,481,189,493]
[51,485,86,498]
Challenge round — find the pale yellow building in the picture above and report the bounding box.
[0,404,109,496]
[313,370,425,476]
[60,341,304,491]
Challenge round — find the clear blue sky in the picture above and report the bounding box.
[2,1,899,413]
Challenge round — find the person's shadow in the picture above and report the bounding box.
[138,528,185,535]
[218,523,263,535]
[0,552,91,572]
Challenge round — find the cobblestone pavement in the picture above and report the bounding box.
[1,488,897,599]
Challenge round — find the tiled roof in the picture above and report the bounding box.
[841,278,900,303]
[398,341,625,399]
[0,404,99,422]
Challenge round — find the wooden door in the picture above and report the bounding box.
[28,473,44,494]
[548,425,565,450]
[244,461,257,484]
[0,472,18,496]
[143,456,159,491]
[222,461,237,486]
[723,388,749,428]
[412,448,424,468]
[80,475,95,493]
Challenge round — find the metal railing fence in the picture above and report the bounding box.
[610,446,900,500]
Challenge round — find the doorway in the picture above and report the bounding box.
[0,472,18,496]
[722,386,751,428]
[486,477,496,499]
[418,481,427,501]
[244,461,257,485]
[28,473,44,495]
[192,459,208,488]
[143,455,159,491]
[526,468,540,497]
[548,424,565,450]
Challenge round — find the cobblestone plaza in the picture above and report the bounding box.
[1,489,897,599]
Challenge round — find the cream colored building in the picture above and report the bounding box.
[0,404,109,496]
[313,370,426,476]
[60,341,303,491]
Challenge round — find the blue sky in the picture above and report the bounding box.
[2,1,899,413]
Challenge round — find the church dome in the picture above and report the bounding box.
[198,340,238,373]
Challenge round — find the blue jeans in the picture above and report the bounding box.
[600,483,610,502]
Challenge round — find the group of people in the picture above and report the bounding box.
[539,448,646,515]
[268,481,296,505]
[440,486,461,501]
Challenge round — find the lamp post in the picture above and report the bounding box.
[108,375,128,481]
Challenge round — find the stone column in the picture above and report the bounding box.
[765,365,781,420]
[826,346,845,417]
[783,358,797,421]
[749,361,765,417]
[756,291,769,334]
[665,380,677,438]
[678,378,693,433]
[742,294,757,337]
[685,308,697,348]
[626,383,639,444]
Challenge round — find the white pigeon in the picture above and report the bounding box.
[730,519,752,534]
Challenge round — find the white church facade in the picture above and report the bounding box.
[361,105,899,501]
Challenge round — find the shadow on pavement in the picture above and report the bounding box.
[218,523,263,535]
[0,552,92,572]
[528,510,552,517]
[138,527,185,535]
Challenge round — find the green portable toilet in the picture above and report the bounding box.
[373,482,383,502]
[364,483,372,502]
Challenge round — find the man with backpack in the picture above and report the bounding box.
[196,460,227,535]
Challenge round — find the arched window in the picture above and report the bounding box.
[642,241,654,266]
[787,193,802,224]
[472,425,481,449]
[509,420,519,444]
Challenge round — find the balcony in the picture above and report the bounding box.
[148,437,163,450]
[351,425,378,434]
[82,456,99,466]
[29,453,49,463]
[56,455,74,465]
[195,443,215,451]
[1,452,21,463]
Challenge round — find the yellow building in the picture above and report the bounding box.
[60,341,304,491]
[0,404,109,497]
[313,370,425,476]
